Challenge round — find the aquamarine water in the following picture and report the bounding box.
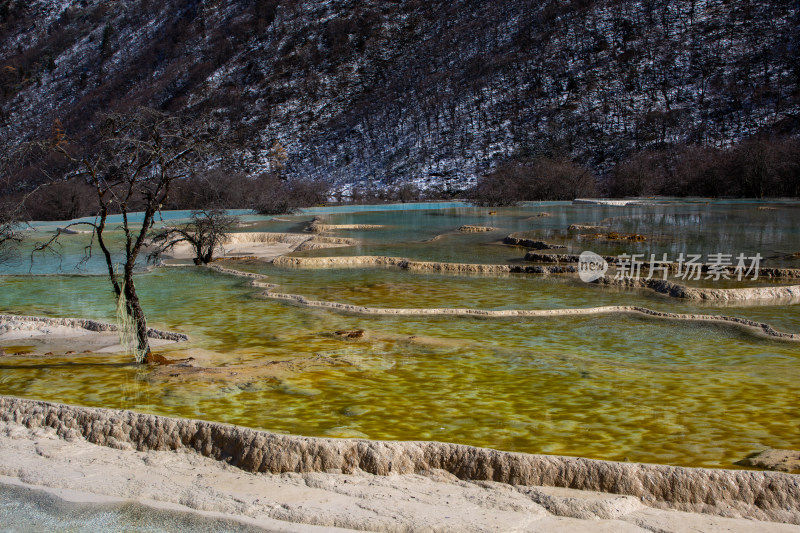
[1,200,799,469]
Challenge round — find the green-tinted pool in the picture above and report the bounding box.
[1,200,799,469]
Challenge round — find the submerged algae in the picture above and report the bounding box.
[1,201,799,470]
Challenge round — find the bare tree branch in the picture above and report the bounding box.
[29,107,220,363]
[147,209,237,265]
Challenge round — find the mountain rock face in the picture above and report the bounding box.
[2,0,798,192]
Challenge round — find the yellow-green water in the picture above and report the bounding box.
[1,200,799,469]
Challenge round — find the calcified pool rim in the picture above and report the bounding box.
[4,200,800,472]
[202,263,800,341]
[1,396,798,525]
[270,254,800,303]
[0,314,189,342]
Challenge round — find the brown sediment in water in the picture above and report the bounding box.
[568,224,607,231]
[148,352,354,383]
[146,329,471,384]
[738,449,800,474]
[1,396,798,524]
[503,232,566,250]
[208,263,800,341]
[601,232,647,241]
[458,225,499,232]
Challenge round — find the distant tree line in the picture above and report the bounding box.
[471,157,597,206]
[9,133,800,218]
[470,135,800,205]
[12,172,441,221]
[605,136,800,199]
[5,170,331,221]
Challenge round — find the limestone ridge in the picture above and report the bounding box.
[526,252,800,280]
[595,276,800,301]
[271,255,800,304]
[207,262,800,340]
[0,315,188,342]
[1,396,798,524]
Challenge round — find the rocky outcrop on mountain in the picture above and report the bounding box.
[568,224,607,231]
[2,0,798,193]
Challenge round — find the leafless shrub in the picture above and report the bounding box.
[606,151,668,197]
[23,179,95,221]
[148,208,236,265]
[0,200,24,264]
[471,158,596,206]
[607,136,800,198]
[252,174,330,214]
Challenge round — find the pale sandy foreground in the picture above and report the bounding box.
[0,419,797,532]
[0,315,185,355]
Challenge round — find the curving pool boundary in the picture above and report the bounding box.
[0,396,797,524]
[207,264,800,341]
[0,314,189,342]
[271,255,800,303]
[274,254,577,274]
[525,252,800,279]
[595,275,800,301]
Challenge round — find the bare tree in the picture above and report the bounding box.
[0,202,24,264]
[0,143,25,264]
[252,174,330,214]
[34,108,217,363]
[470,157,596,205]
[147,208,237,265]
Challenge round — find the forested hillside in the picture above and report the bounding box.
[2,0,799,201]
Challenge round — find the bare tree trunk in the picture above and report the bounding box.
[39,107,214,363]
[123,276,151,361]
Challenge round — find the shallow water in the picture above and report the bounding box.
[1,200,799,469]
[0,483,268,532]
